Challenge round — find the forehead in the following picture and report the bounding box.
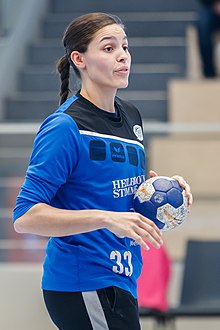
[92,24,127,42]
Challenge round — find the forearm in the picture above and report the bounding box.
[14,203,108,237]
[14,203,163,250]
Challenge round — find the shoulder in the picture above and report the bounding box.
[32,111,82,155]
[38,111,80,138]
[31,111,81,166]
[39,94,82,134]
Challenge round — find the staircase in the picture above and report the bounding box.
[4,0,198,124]
[0,0,198,262]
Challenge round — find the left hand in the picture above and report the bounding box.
[149,170,193,206]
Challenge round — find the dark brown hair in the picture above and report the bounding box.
[56,12,124,105]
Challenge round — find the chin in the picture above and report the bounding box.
[117,81,129,89]
[117,86,128,90]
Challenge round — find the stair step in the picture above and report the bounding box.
[45,11,197,22]
[0,132,35,148]
[119,90,167,121]
[5,91,167,122]
[5,97,57,122]
[22,63,183,74]
[49,0,198,13]
[42,18,194,39]
[0,148,31,176]
[19,70,183,92]
[19,70,60,92]
[28,39,186,65]
[0,177,24,209]
[130,100,167,121]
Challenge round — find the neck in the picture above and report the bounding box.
[80,85,116,113]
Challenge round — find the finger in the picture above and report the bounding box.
[135,215,163,245]
[130,232,150,250]
[183,184,192,205]
[135,227,162,249]
[171,175,186,187]
[116,234,125,238]
[139,214,162,238]
[187,193,193,206]
[172,175,193,206]
[149,170,158,178]
[124,215,162,249]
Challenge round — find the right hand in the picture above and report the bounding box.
[105,211,163,250]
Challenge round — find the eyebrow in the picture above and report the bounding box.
[99,35,128,43]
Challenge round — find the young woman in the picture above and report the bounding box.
[13,13,192,330]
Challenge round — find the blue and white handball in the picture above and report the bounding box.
[133,176,188,231]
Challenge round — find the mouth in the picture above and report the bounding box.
[115,66,129,74]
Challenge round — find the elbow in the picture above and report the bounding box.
[13,204,39,233]
[13,217,28,234]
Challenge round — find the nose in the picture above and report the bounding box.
[117,47,130,62]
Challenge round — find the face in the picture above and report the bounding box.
[73,24,131,91]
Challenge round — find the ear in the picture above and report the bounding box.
[70,51,85,69]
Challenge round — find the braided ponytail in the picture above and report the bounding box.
[56,54,71,106]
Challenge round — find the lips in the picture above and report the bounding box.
[115,66,129,73]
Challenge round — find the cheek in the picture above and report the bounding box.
[83,50,112,82]
[95,57,112,73]
[90,62,113,82]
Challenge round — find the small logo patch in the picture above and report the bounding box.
[133,125,143,141]
[110,143,125,162]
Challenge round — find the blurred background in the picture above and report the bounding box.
[0,0,220,329]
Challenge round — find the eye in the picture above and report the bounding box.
[104,46,113,53]
[123,45,129,52]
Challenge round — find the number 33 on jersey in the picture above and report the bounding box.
[110,250,133,277]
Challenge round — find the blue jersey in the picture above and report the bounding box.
[13,92,146,298]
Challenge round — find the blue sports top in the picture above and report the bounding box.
[13,92,146,298]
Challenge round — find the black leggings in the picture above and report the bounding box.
[43,286,141,330]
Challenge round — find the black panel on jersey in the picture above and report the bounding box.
[64,92,143,144]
